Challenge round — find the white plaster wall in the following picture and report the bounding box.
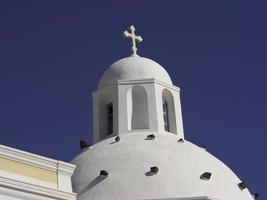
[118,84,131,134]
[93,85,118,143]
[172,89,184,137]
[143,82,160,132]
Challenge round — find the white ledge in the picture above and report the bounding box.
[93,78,180,96]
[117,78,180,91]
[0,176,76,200]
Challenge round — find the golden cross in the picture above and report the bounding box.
[123,25,143,56]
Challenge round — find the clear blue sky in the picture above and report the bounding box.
[0,1,266,197]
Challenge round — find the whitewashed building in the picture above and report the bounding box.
[71,26,256,200]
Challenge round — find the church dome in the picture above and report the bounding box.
[71,132,253,200]
[98,56,173,89]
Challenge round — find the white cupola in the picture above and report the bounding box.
[92,26,184,143]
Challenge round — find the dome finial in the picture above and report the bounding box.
[123,25,143,56]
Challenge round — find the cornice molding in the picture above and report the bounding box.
[57,161,76,176]
[0,176,76,200]
[93,78,180,96]
[0,144,75,173]
[117,78,180,92]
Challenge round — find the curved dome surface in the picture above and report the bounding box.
[71,132,253,200]
[98,56,173,89]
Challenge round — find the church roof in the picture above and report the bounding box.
[98,56,173,89]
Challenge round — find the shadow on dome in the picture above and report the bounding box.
[78,175,107,197]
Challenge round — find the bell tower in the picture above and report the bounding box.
[92,26,184,143]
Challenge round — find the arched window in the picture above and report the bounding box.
[129,85,149,130]
[162,89,177,133]
[163,100,170,132]
[98,91,113,138]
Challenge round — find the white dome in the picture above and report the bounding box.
[98,56,173,89]
[71,132,253,200]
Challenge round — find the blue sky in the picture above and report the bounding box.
[0,1,266,197]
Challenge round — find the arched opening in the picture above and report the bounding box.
[162,89,176,133]
[99,91,113,138]
[130,85,149,130]
[163,100,170,132]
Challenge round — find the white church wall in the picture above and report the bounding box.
[143,81,161,133]
[118,83,130,134]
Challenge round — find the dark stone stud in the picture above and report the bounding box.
[238,181,248,190]
[146,134,155,140]
[100,170,109,176]
[150,166,159,174]
[178,138,184,143]
[252,193,259,200]
[200,172,212,180]
[115,136,120,142]
[80,140,90,150]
